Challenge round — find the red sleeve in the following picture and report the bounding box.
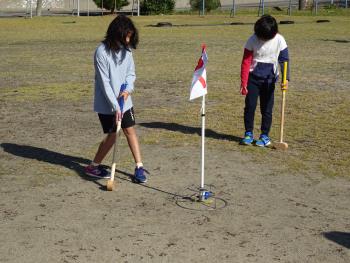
[241,48,253,87]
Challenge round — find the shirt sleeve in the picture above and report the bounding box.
[279,34,288,50]
[241,48,253,87]
[95,48,120,112]
[278,35,290,81]
[244,34,255,51]
[125,52,136,94]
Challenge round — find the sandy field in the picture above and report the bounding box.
[1,94,349,263]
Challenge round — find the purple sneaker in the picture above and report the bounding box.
[85,165,110,179]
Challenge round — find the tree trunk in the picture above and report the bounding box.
[36,0,43,16]
[299,0,309,10]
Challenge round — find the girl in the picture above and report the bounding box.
[85,15,147,183]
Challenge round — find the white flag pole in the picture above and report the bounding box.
[190,44,210,201]
[77,0,80,16]
[200,95,206,190]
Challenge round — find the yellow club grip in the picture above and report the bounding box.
[283,61,288,85]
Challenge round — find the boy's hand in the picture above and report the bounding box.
[118,91,129,101]
[240,85,248,95]
[281,80,289,91]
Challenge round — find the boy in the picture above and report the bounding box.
[240,15,290,147]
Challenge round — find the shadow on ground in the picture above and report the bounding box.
[0,143,106,188]
[322,39,350,43]
[323,231,350,249]
[139,122,241,142]
[0,143,182,196]
[115,168,182,198]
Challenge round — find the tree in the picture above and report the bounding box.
[93,0,130,13]
[190,0,221,13]
[298,0,306,10]
[140,0,175,15]
[36,0,43,16]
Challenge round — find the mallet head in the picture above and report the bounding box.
[273,142,288,150]
[106,180,114,191]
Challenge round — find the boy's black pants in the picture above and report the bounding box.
[244,74,275,136]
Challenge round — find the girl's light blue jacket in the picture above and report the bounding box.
[93,43,135,114]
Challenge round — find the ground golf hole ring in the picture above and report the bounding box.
[175,195,228,211]
[174,184,228,211]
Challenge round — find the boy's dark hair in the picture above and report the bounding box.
[254,15,278,40]
[103,15,139,52]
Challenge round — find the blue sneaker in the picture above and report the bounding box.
[241,131,254,145]
[255,134,271,147]
[133,167,148,183]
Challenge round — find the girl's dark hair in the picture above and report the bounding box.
[103,15,139,52]
[254,15,278,40]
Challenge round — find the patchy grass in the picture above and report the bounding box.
[1,83,92,102]
[0,14,349,177]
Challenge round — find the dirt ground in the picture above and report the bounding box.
[1,13,350,263]
[1,92,349,263]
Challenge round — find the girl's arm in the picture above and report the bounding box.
[95,50,120,112]
[240,48,253,94]
[125,52,136,94]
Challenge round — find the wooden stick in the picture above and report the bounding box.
[274,62,288,150]
[106,121,122,191]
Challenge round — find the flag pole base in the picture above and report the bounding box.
[174,184,227,211]
[199,188,213,202]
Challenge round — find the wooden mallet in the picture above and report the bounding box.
[106,120,122,191]
[106,86,126,191]
[274,61,289,150]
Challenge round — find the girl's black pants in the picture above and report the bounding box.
[244,74,276,136]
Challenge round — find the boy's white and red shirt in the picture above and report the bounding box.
[241,33,289,88]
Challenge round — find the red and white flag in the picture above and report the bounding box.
[190,45,208,101]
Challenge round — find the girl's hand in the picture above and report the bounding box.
[281,80,288,91]
[240,85,248,95]
[115,110,122,123]
[118,91,129,101]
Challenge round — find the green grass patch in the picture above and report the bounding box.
[1,83,92,102]
[1,14,349,177]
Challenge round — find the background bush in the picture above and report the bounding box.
[93,0,129,12]
[190,0,221,12]
[140,0,176,15]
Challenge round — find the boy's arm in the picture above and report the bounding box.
[240,48,253,95]
[278,47,290,82]
[95,51,120,112]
